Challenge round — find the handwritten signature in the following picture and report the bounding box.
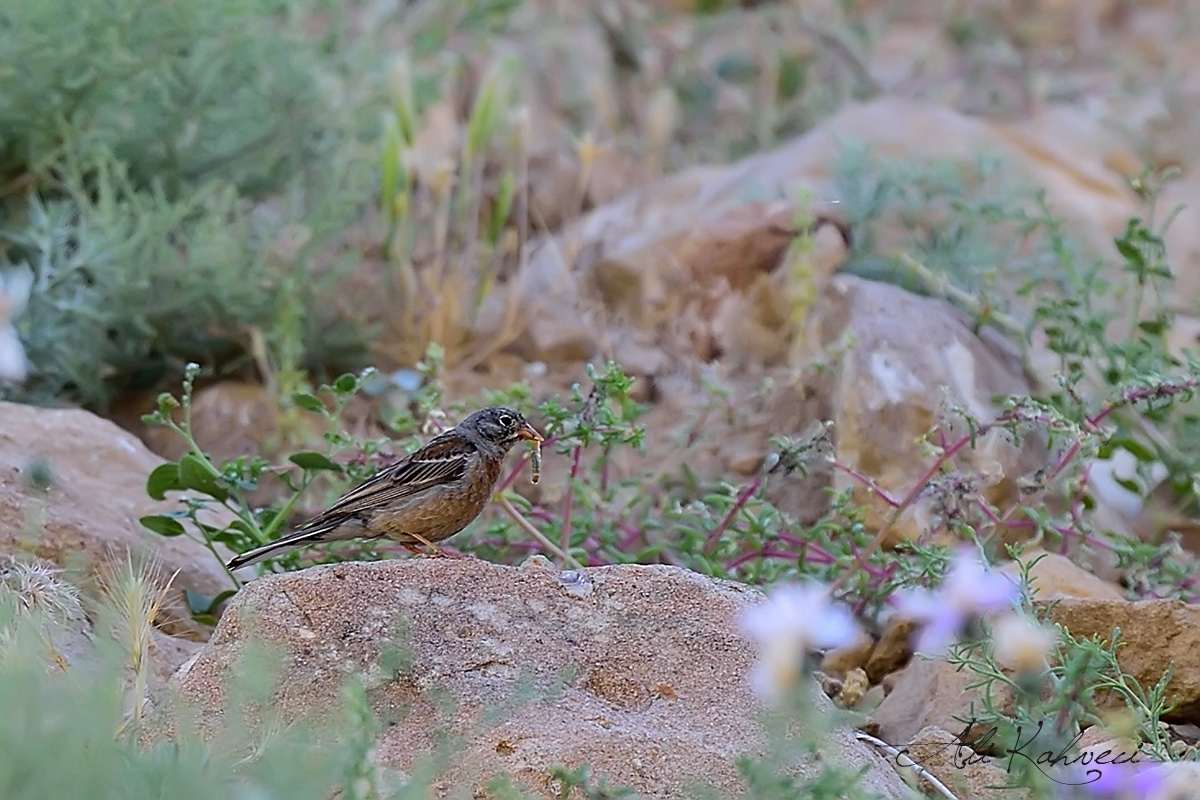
[894,720,1146,786]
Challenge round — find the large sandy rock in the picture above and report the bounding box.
[795,274,1048,545]
[0,401,235,638]
[165,557,917,799]
[998,549,1125,602]
[1046,597,1200,724]
[499,96,1142,368]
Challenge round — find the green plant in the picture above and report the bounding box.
[0,0,374,410]
[138,363,398,601]
[0,559,358,800]
[943,549,1181,797]
[0,0,334,200]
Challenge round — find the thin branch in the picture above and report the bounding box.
[496,494,584,570]
[853,731,961,800]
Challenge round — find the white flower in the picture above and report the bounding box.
[740,582,859,699]
[992,612,1056,674]
[0,269,31,384]
[893,547,1020,655]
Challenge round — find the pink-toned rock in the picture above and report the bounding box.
[0,401,235,639]
[868,655,1012,748]
[164,557,916,799]
[1000,549,1125,601]
[797,274,1048,546]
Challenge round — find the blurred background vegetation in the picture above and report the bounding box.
[2,0,1093,412]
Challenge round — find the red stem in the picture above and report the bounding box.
[725,548,797,571]
[833,463,901,507]
[702,475,763,554]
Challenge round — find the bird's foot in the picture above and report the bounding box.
[403,534,454,558]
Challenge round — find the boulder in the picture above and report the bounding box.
[165,557,917,799]
[795,274,1048,546]
[0,400,236,639]
[1045,597,1200,724]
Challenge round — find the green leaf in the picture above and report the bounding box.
[185,588,238,616]
[289,451,342,472]
[140,514,186,537]
[1138,318,1167,336]
[145,463,182,500]
[178,454,229,501]
[184,588,211,614]
[1110,435,1157,463]
[291,391,326,413]
[333,373,358,394]
[1113,476,1142,494]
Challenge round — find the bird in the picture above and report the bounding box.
[226,406,543,571]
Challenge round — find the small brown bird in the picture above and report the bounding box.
[226,406,543,570]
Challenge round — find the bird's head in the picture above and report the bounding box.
[461,406,543,450]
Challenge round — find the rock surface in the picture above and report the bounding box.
[796,274,1049,545]
[999,549,1125,602]
[499,96,1143,369]
[0,401,235,638]
[165,557,917,799]
[1045,597,1200,723]
[869,551,1122,743]
[902,725,1031,800]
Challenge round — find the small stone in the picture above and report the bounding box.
[557,569,594,598]
[865,616,917,683]
[835,667,870,708]
[821,628,875,677]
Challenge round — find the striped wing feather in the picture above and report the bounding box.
[303,433,473,525]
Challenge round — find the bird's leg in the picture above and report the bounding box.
[405,532,451,558]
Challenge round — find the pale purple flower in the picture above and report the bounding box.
[993,611,1057,673]
[740,582,859,699]
[1056,760,1168,799]
[892,547,1020,655]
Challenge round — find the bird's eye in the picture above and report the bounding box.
[497,413,514,427]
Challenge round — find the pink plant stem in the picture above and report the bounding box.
[702,475,763,554]
[725,548,796,571]
[834,463,901,507]
[617,524,643,551]
[849,543,891,579]
[806,544,837,564]
[773,531,808,547]
[784,534,835,564]
[1089,380,1200,427]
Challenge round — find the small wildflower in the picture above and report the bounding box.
[993,611,1056,674]
[739,582,858,699]
[892,547,1020,655]
[0,268,31,384]
[1056,759,1168,799]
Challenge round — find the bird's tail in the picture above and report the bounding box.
[226,520,345,571]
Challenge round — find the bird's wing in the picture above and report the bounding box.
[304,433,473,524]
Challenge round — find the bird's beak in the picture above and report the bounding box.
[516,422,544,442]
